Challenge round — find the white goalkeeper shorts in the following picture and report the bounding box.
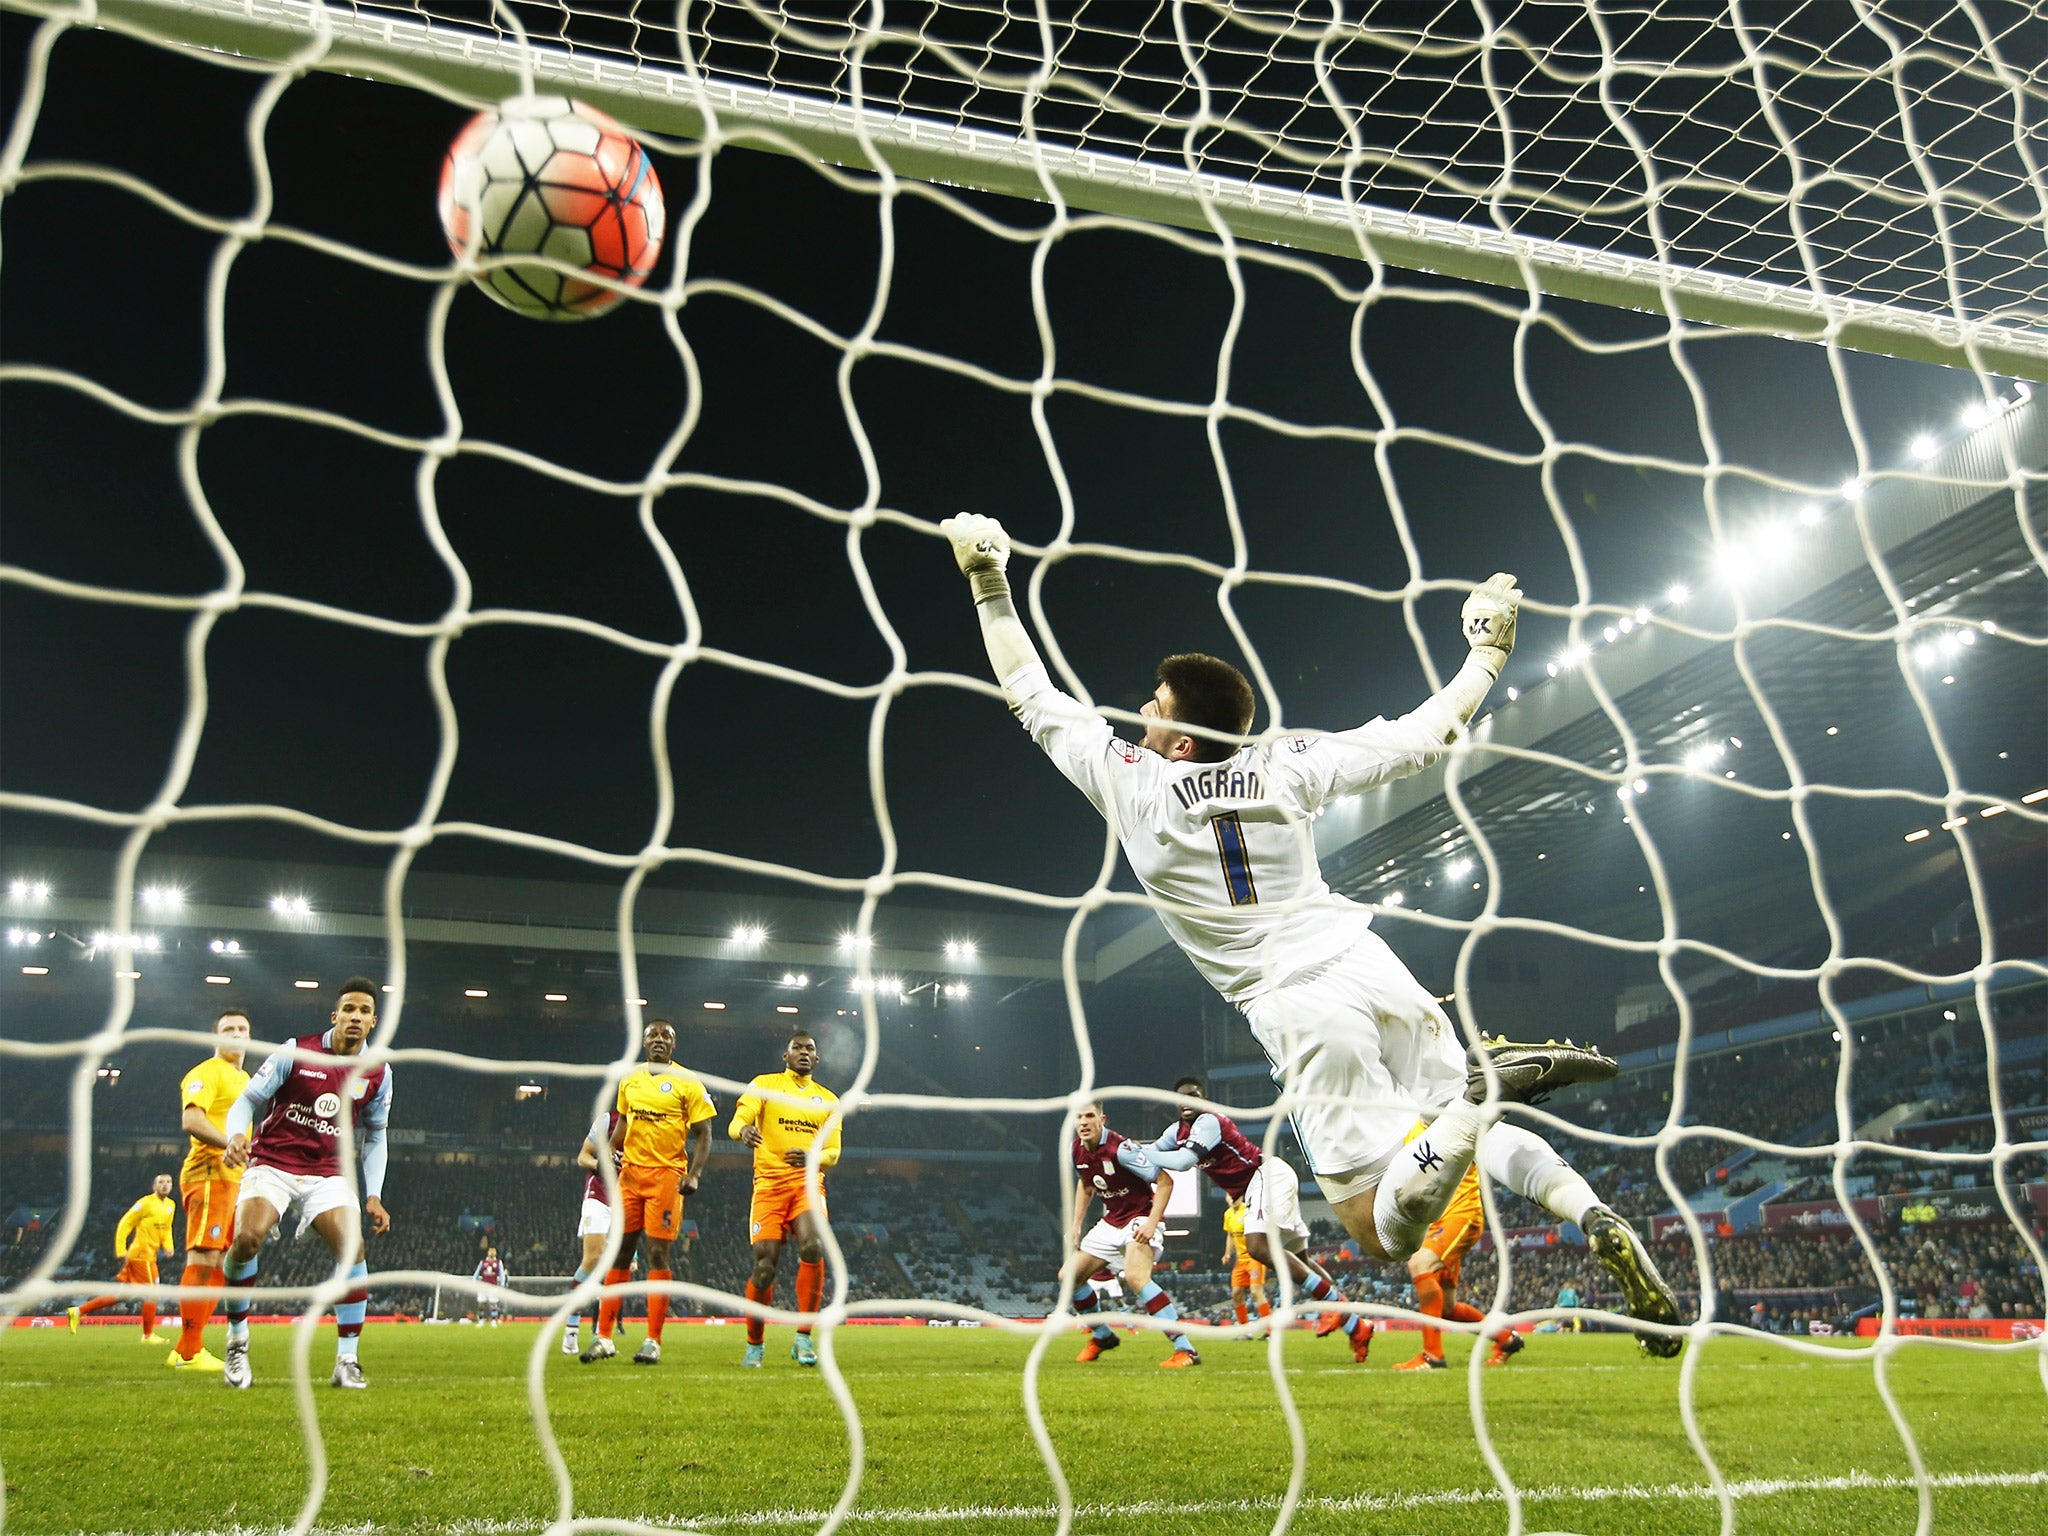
[1241,926,1467,1187]
[237,1164,357,1233]
[577,1196,612,1237]
[1242,1159,1310,1249]
[1078,1216,1164,1275]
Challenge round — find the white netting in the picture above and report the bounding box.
[2,1,2045,1533]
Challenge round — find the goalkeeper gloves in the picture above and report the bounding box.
[1461,571,1521,677]
[941,513,1012,606]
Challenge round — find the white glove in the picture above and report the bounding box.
[1461,572,1520,675]
[940,513,1012,605]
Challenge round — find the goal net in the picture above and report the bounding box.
[2,1,2044,1533]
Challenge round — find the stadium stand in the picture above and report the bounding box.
[6,874,2041,1333]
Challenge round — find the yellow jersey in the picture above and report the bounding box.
[115,1193,177,1259]
[616,1065,717,1171]
[730,1071,842,1189]
[1222,1201,1246,1257]
[179,1054,251,1184]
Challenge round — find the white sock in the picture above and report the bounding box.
[1477,1122,1600,1228]
[1372,1101,1496,1260]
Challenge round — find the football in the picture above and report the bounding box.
[438,95,665,321]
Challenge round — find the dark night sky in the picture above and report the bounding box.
[0,9,2001,913]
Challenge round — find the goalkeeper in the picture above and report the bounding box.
[941,515,1681,1358]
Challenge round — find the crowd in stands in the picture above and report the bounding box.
[1611,879,2045,1059]
[9,1133,2039,1337]
[7,875,2044,1337]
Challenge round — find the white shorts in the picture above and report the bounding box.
[1242,927,1466,1184]
[1242,1159,1310,1249]
[577,1196,612,1238]
[237,1164,358,1233]
[1078,1216,1164,1276]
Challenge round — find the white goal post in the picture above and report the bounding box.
[41,0,2048,381]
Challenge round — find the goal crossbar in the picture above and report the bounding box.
[44,0,2048,382]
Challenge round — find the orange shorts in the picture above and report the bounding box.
[1422,1177,1484,1270]
[749,1178,825,1245]
[1230,1257,1266,1290]
[116,1254,159,1286]
[182,1174,240,1252]
[618,1162,685,1241]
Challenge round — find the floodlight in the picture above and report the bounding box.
[1712,542,1750,586]
[1753,521,1798,563]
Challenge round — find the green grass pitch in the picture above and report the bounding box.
[2,1321,2042,1534]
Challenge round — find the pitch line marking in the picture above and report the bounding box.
[75,1468,2048,1534]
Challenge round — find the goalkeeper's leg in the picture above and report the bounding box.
[1476,1122,1683,1358]
[1250,942,1620,1264]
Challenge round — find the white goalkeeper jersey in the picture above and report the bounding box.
[1006,661,1455,1004]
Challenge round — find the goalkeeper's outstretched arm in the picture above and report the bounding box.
[940,514,1041,683]
[1394,572,1522,744]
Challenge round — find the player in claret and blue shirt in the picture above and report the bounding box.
[1062,1102,1199,1369]
[474,1247,506,1327]
[218,976,393,1391]
[1151,1075,1373,1363]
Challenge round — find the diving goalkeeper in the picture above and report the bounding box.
[940,514,1681,1357]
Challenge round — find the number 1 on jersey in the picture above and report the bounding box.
[1210,812,1258,906]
